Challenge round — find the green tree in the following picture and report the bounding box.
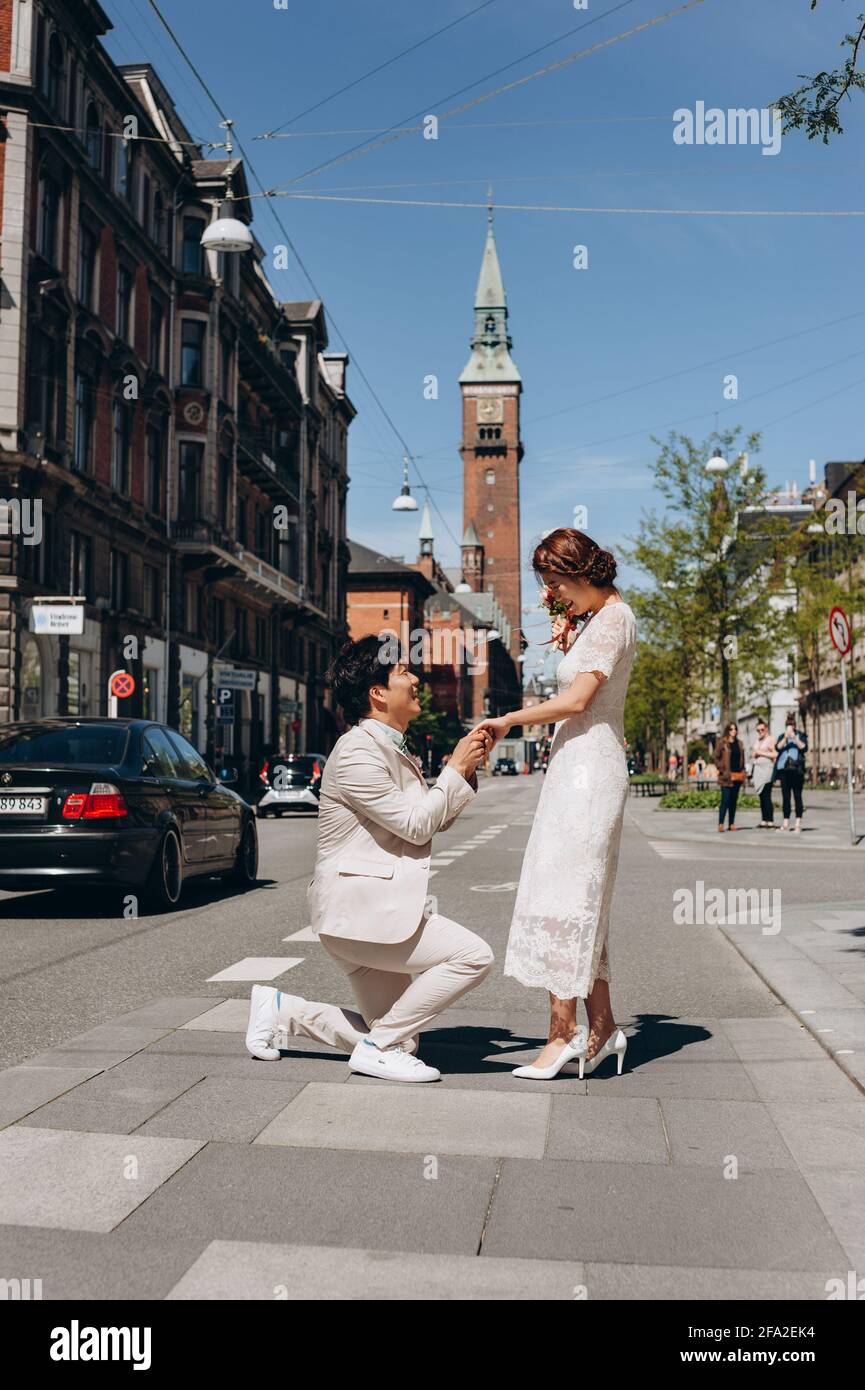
[406,682,465,770]
[623,426,795,746]
[776,2,865,142]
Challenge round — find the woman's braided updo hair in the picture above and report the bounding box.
[532,528,618,587]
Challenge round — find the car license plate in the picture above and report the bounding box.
[275,790,303,799]
[0,795,47,816]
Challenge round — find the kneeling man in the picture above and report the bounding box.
[245,636,493,1081]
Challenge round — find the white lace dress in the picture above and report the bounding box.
[504,601,637,998]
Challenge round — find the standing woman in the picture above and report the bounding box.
[775,712,808,832]
[476,529,637,1080]
[716,721,746,832]
[751,718,777,828]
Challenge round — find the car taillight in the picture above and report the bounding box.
[312,760,320,778]
[259,761,269,784]
[62,782,128,820]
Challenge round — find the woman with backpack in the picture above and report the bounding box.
[775,712,808,833]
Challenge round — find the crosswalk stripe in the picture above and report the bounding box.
[207,957,304,982]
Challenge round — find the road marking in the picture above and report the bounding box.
[283,926,318,941]
[207,957,304,982]
[431,857,455,866]
[470,882,519,893]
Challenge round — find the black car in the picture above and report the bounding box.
[256,753,325,817]
[492,757,518,776]
[0,719,258,912]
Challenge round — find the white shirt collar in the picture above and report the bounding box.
[359,717,407,750]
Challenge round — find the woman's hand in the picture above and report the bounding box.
[550,613,576,651]
[475,715,511,747]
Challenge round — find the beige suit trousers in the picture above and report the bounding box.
[276,913,494,1054]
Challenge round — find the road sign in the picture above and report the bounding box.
[107,669,135,719]
[279,698,299,714]
[216,705,234,724]
[216,687,234,705]
[31,602,85,636]
[829,606,852,657]
[829,606,857,844]
[214,668,256,690]
[110,671,135,699]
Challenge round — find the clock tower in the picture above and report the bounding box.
[458,211,523,670]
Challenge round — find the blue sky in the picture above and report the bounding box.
[102,0,865,672]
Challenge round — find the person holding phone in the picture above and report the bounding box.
[775,712,807,833]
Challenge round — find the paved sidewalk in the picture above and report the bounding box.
[628,789,864,852]
[0,969,863,1299]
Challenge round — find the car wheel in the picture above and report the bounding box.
[230,818,259,888]
[143,828,183,913]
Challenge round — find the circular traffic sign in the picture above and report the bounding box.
[829,606,852,657]
[110,670,136,699]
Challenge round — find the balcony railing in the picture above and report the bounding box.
[237,430,301,501]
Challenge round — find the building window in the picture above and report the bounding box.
[235,608,247,658]
[149,297,164,372]
[116,264,133,340]
[485,469,495,485]
[256,615,267,660]
[153,189,167,253]
[110,549,128,611]
[178,441,202,520]
[73,372,95,472]
[220,333,233,401]
[140,172,151,232]
[236,495,246,546]
[180,319,205,386]
[212,596,225,648]
[181,216,206,275]
[78,223,98,309]
[112,399,132,493]
[114,136,131,201]
[37,173,61,265]
[218,452,232,529]
[46,33,65,112]
[69,531,92,599]
[85,103,102,170]
[143,564,160,621]
[145,424,164,512]
[184,581,202,635]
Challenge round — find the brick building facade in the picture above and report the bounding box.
[0,0,354,787]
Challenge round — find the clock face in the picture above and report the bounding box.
[476,397,503,424]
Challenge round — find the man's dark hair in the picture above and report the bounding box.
[325,635,396,725]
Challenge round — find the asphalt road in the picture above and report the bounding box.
[2,774,864,1071]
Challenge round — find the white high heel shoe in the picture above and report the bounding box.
[511,1026,588,1079]
[576,1027,628,1079]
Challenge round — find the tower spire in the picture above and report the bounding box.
[459,214,520,385]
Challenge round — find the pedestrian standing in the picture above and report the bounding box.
[751,718,777,827]
[775,712,807,833]
[715,721,746,832]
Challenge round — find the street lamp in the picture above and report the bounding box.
[705,447,729,475]
[200,120,254,255]
[392,456,418,512]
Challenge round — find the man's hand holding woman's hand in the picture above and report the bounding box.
[450,728,493,780]
[474,715,511,748]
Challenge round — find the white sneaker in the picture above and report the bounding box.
[349,1038,440,1082]
[246,984,280,1061]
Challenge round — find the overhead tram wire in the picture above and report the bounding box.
[142,0,461,550]
[272,192,865,217]
[257,0,503,139]
[260,0,702,192]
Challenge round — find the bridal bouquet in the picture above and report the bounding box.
[540,586,580,650]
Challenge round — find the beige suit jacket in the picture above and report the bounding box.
[307,717,476,943]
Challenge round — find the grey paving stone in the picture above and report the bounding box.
[800,1168,865,1267]
[254,1081,550,1158]
[589,1061,758,1100]
[661,1099,798,1170]
[583,1262,844,1301]
[618,1022,738,1065]
[718,1017,829,1062]
[111,998,223,1029]
[114,1046,349,1085]
[546,1096,668,1164]
[180,1000,250,1031]
[166,1238,584,1300]
[142,1028,351,1079]
[805,1007,865,1048]
[0,1226,209,1300]
[740,1059,860,1102]
[482,1160,848,1270]
[745,962,861,1011]
[0,1127,204,1232]
[347,1066,587,1095]
[137,1077,306,1142]
[0,1066,102,1129]
[16,1070,201,1135]
[18,1025,172,1072]
[766,1102,865,1171]
[119,1142,496,1255]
